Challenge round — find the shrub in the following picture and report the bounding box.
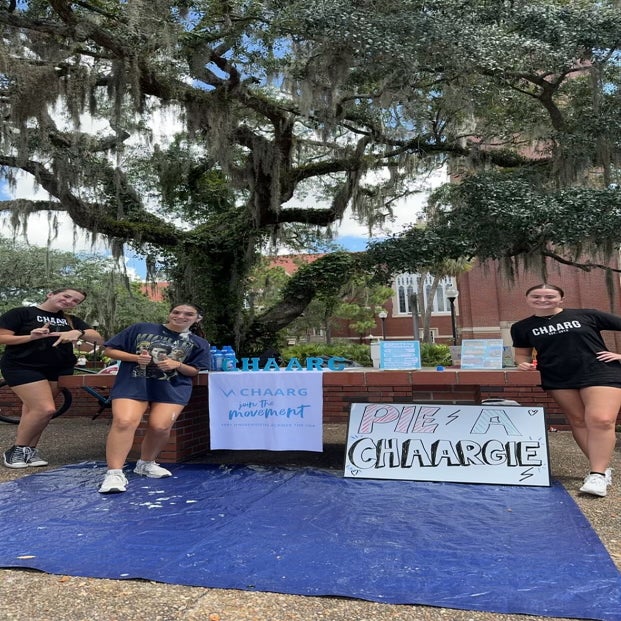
[281,343,372,366]
[420,343,452,367]
[280,342,452,368]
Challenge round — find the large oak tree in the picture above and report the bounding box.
[0,1,619,350]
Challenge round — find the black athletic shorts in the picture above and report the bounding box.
[0,366,74,387]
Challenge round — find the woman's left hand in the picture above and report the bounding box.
[596,350,621,363]
[155,356,182,372]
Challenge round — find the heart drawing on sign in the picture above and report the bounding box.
[528,409,538,416]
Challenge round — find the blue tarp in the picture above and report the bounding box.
[1,463,621,620]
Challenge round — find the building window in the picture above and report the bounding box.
[395,273,455,314]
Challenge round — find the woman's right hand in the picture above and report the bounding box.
[517,361,537,371]
[136,349,152,365]
[30,322,52,339]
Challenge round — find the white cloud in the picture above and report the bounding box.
[1,173,107,252]
[4,210,107,253]
[281,166,448,241]
[335,187,434,238]
[0,100,187,278]
[1,177,142,279]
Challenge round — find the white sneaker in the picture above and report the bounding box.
[605,468,613,487]
[99,470,128,494]
[580,473,607,497]
[134,460,172,478]
[27,447,48,467]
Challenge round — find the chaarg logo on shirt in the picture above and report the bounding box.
[36,315,70,327]
[532,320,581,336]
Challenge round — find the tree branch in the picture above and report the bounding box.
[540,249,621,274]
[0,155,181,246]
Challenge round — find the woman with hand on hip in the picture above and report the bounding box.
[98,303,211,494]
[0,288,104,468]
[511,283,621,497]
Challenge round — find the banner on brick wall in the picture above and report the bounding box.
[345,402,550,486]
[208,371,323,451]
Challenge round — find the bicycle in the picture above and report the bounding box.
[0,367,113,424]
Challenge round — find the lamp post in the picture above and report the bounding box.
[409,292,420,341]
[378,309,387,340]
[446,286,459,346]
[90,320,100,360]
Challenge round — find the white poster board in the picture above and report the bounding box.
[208,371,323,451]
[460,339,504,369]
[344,402,550,486]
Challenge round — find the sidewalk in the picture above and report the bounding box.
[0,417,619,621]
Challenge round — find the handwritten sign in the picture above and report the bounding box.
[460,339,504,369]
[379,340,422,370]
[208,371,323,451]
[344,402,549,486]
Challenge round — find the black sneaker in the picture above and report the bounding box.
[3,445,30,469]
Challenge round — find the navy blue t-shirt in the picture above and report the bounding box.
[104,322,211,405]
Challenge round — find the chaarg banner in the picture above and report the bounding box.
[208,370,323,451]
[344,402,550,486]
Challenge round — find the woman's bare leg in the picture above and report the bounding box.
[580,386,621,473]
[139,402,185,462]
[10,380,59,447]
[547,389,589,458]
[548,386,621,472]
[105,398,149,470]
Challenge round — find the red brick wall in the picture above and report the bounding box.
[4,371,568,425]
[0,386,112,419]
[321,370,573,428]
[42,371,621,462]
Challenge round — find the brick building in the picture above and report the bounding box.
[336,257,621,351]
[456,258,621,352]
